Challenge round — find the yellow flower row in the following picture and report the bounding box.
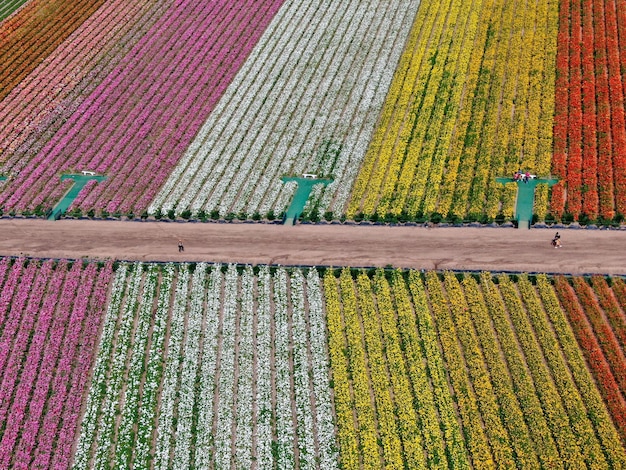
[534,275,626,468]
[460,275,540,469]
[516,276,611,468]
[442,0,507,217]
[478,273,562,469]
[406,0,487,216]
[442,273,516,468]
[348,0,559,220]
[369,272,430,469]
[497,275,586,467]
[424,272,495,469]
[339,270,381,469]
[355,274,408,469]
[346,0,447,217]
[378,0,468,217]
[323,272,360,470]
[401,271,470,469]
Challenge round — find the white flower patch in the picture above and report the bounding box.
[195,265,223,469]
[289,270,316,469]
[134,264,175,470]
[234,267,255,468]
[115,264,159,468]
[305,269,338,468]
[172,263,208,470]
[92,263,143,470]
[73,264,128,469]
[154,266,190,470]
[214,265,239,469]
[273,268,295,469]
[255,266,273,469]
[151,0,422,219]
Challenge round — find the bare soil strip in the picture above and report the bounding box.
[0,219,625,275]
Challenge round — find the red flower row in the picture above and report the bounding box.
[555,276,626,441]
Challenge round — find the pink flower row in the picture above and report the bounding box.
[0,259,112,468]
[0,0,164,161]
[1,0,285,216]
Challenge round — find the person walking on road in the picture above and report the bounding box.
[178,239,184,252]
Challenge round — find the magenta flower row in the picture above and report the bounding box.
[0,0,286,216]
[0,259,112,468]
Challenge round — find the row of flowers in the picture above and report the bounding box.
[424,272,495,468]
[74,263,337,468]
[516,275,621,466]
[0,0,106,102]
[348,0,557,221]
[401,271,469,469]
[535,275,626,467]
[0,259,110,469]
[551,0,626,219]
[553,276,626,444]
[476,273,562,469]
[0,0,170,164]
[150,0,421,220]
[458,275,540,469]
[0,0,284,217]
[498,274,588,466]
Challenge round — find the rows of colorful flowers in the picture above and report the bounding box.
[1,0,625,224]
[347,0,558,222]
[0,258,111,469]
[150,0,421,220]
[73,263,337,469]
[324,268,626,468]
[0,0,285,217]
[1,256,626,466]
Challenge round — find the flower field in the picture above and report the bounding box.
[73,263,337,469]
[324,268,626,468]
[0,258,111,469]
[150,0,421,219]
[347,0,559,221]
[1,0,626,223]
[1,256,626,467]
[551,0,626,220]
[0,0,285,216]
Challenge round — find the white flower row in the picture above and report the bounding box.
[234,267,255,468]
[255,266,273,469]
[151,0,422,218]
[149,0,312,214]
[115,264,159,468]
[172,263,208,470]
[154,266,190,470]
[195,265,223,469]
[214,265,239,469]
[134,263,175,470]
[273,268,295,469]
[305,269,338,468]
[73,264,128,469]
[92,263,143,470]
[289,270,316,469]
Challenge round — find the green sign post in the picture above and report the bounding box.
[495,174,557,229]
[48,173,107,220]
[281,176,333,225]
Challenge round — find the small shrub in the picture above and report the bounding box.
[266,210,275,221]
[323,211,333,221]
[167,209,176,220]
[430,212,443,224]
[180,209,192,220]
[153,208,162,220]
[252,211,261,221]
[210,209,220,220]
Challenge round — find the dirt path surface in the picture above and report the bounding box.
[0,219,624,275]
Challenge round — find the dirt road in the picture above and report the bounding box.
[0,219,624,275]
